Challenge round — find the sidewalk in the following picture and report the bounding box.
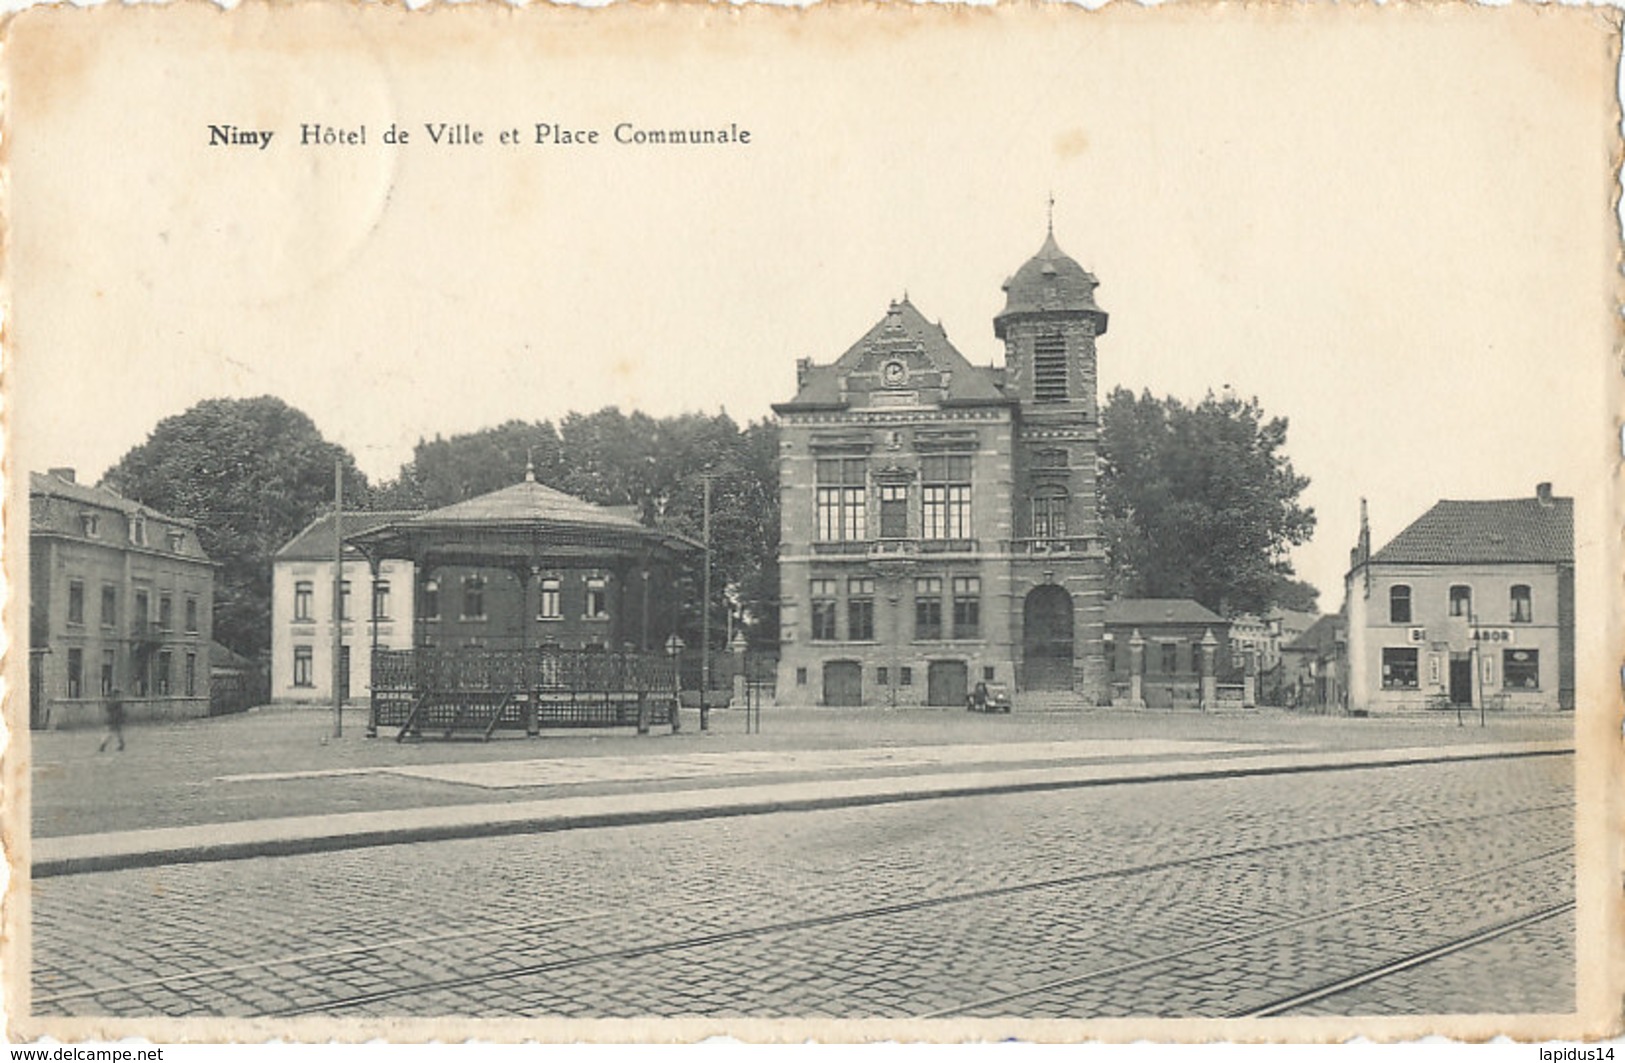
[27,706,1572,876]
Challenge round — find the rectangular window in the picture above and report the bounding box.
[816,459,867,542]
[156,650,173,696]
[159,594,174,631]
[796,667,808,686]
[67,580,85,625]
[810,579,838,641]
[422,579,440,621]
[294,581,314,622]
[585,576,608,619]
[877,666,890,686]
[1033,332,1069,403]
[80,513,99,538]
[900,666,913,686]
[1389,585,1411,624]
[921,456,972,540]
[1032,492,1069,539]
[67,648,83,699]
[1503,649,1540,689]
[101,585,117,628]
[340,581,353,621]
[462,576,486,620]
[293,645,314,687]
[185,652,197,697]
[915,577,944,640]
[167,530,186,553]
[101,650,115,696]
[128,519,147,547]
[879,484,909,539]
[372,580,391,620]
[134,591,150,633]
[848,578,875,641]
[952,576,981,638]
[185,596,199,633]
[1161,642,1178,675]
[1448,585,1472,618]
[1510,585,1533,623]
[538,577,562,620]
[983,665,996,681]
[1382,647,1420,689]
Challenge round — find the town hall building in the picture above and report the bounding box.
[774,226,1109,707]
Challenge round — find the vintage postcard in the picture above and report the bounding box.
[3,0,1621,1046]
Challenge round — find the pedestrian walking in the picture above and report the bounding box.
[98,687,126,753]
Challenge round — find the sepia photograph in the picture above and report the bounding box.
[3,2,1620,1045]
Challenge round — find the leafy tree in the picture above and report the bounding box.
[380,421,565,510]
[1269,576,1321,615]
[1099,387,1316,617]
[102,396,367,657]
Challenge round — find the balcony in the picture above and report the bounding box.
[1011,536,1100,557]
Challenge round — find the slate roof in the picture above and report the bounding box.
[994,230,1108,337]
[1283,613,1345,654]
[29,470,199,528]
[413,479,650,530]
[1104,598,1226,627]
[1370,496,1573,566]
[776,297,1007,411]
[275,510,423,561]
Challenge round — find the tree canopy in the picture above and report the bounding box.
[101,396,367,657]
[1099,387,1316,618]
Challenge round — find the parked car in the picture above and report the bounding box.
[967,681,1011,713]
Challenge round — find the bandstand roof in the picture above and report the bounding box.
[346,473,703,568]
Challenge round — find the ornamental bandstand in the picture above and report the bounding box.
[346,469,703,740]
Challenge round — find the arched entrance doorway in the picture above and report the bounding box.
[1023,585,1074,690]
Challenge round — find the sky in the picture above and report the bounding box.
[8,3,1617,611]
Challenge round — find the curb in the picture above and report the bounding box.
[31,743,1572,878]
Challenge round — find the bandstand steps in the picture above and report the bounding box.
[1012,691,1096,713]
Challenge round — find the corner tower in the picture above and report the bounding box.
[997,224,1109,702]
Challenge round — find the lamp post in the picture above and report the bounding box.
[665,632,685,734]
[700,470,714,733]
[331,457,344,739]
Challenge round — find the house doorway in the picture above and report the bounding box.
[1022,585,1074,690]
[1448,654,1472,706]
[823,660,863,706]
[927,660,968,707]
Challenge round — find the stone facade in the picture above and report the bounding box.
[774,230,1110,707]
[29,469,215,728]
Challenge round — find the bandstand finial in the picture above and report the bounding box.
[525,448,536,483]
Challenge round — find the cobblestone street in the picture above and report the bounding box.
[31,752,1573,1021]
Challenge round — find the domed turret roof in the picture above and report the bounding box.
[994,229,1108,339]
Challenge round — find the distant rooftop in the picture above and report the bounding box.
[1104,598,1226,627]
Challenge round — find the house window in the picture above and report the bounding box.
[101,650,115,696]
[538,577,562,620]
[128,518,147,547]
[340,581,353,621]
[1503,649,1539,689]
[879,484,909,539]
[130,652,149,697]
[422,579,440,621]
[848,578,875,641]
[877,666,889,686]
[1161,642,1178,674]
[462,576,487,620]
[134,591,150,633]
[1033,448,1069,470]
[796,667,808,686]
[79,513,99,538]
[1389,585,1411,624]
[921,455,972,540]
[810,579,838,641]
[372,580,391,620]
[167,530,185,552]
[915,577,944,640]
[294,581,314,622]
[584,576,608,619]
[185,596,199,633]
[159,594,174,631]
[1382,647,1420,689]
[815,458,867,542]
[1448,585,1472,618]
[156,650,173,696]
[1033,332,1069,403]
[67,648,83,699]
[983,666,996,681]
[1032,487,1069,539]
[101,585,117,628]
[900,666,913,686]
[293,645,314,687]
[952,576,981,638]
[1510,585,1533,623]
[67,580,85,626]
[184,653,197,697]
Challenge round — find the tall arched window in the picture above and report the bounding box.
[1449,585,1472,618]
[1032,486,1069,538]
[1389,585,1411,624]
[1510,585,1533,623]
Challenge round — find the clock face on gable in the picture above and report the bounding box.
[881,359,909,387]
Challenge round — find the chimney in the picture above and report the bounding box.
[796,358,812,388]
[1536,482,1554,506]
[47,467,76,484]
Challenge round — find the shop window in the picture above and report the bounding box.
[1510,585,1533,623]
[1503,649,1540,689]
[1389,585,1411,624]
[1382,647,1420,689]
